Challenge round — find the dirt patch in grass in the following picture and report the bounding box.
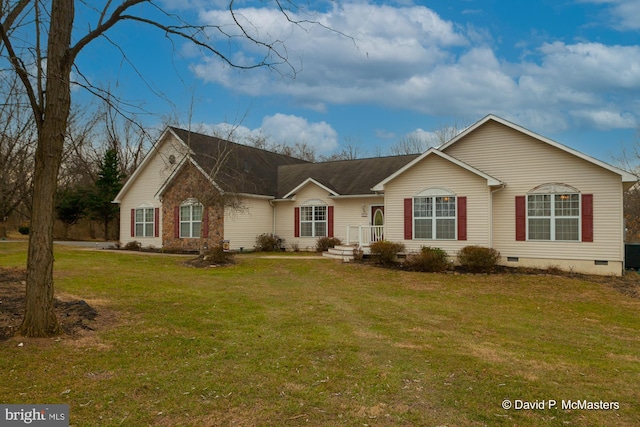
[0,267,99,340]
[182,254,236,268]
[550,270,640,299]
[362,258,640,299]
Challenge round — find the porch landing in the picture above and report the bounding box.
[322,245,361,262]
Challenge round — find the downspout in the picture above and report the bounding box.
[489,184,506,248]
[269,199,277,235]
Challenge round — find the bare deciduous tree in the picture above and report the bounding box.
[0,75,36,238]
[388,118,471,155]
[616,130,640,243]
[0,0,334,337]
[388,134,429,156]
[321,135,365,161]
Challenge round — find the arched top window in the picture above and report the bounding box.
[415,187,455,197]
[181,198,200,206]
[302,199,327,206]
[299,200,328,237]
[526,183,580,241]
[528,183,579,195]
[180,200,203,238]
[413,188,457,240]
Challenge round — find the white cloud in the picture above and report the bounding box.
[580,0,640,30]
[188,1,640,135]
[191,122,264,142]
[570,109,637,130]
[192,2,468,99]
[195,114,338,155]
[533,42,640,90]
[260,114,338,154]
[407,128,445,147]
[613,0,640,29]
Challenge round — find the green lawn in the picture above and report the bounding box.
[1,242,639,426]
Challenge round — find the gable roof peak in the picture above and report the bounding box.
[440,114,637,183]
[372,148,502,191]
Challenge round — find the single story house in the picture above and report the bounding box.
[114,114,638,275]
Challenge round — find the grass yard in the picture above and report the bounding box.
[1,242,639,426]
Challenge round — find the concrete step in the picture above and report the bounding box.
[323,245,357,261]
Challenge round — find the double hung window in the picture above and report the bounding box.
[527,193,579,241]
[300,205,327,237]
[134,207,155,237]
[180,203,203,238]
[414,192,456,240]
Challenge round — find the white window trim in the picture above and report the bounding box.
[134,206,155,238]
[300,202,327,238]
[180,202,203,238]
[413,188,457,240]
[526,190,581,242]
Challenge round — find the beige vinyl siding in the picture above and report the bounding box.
[274,183,331,251]
[273,183,385,251]
[224,197,274,250]
[443,120,625,264]
[119,135,186,247]
[330,196,385,244]
[383,154,491,254]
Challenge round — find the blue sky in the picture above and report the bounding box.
[73,0,640,165]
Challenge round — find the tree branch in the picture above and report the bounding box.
[0,0,31,35]
[0,23,43,129]
[69,0,147,62]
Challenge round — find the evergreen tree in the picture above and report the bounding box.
[55,187,89,239]
[89,149,124,240]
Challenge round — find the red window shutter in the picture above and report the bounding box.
[174,206,180,238]
[202,207,209,238]
[457,196,467,241]
[515,196,526,241]
[328,206,334,238]
[130,209,135,237]
[154,208,160,238]
[582,194,593,242]
[404,198,413,240]
[294,207,300,237]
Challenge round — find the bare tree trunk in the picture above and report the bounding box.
[19,0,74,337]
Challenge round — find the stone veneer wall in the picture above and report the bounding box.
[161,164,224,251]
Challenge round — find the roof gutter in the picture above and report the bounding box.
[328,194,384,199]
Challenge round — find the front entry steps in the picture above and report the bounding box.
[322,245,358,261]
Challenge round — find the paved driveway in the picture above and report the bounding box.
[0,239,116,250]
[54,241,116,249]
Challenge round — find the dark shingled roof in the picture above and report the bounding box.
[170,127,310,196]
[170,127,419,198]
[276,155,420,198]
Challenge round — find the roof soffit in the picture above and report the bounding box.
[372,148,502,191]
[440,114,638,183]
[282,177,340,199]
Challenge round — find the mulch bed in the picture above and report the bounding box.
[0,268,98,340]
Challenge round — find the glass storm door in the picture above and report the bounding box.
[371,206,384,242]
